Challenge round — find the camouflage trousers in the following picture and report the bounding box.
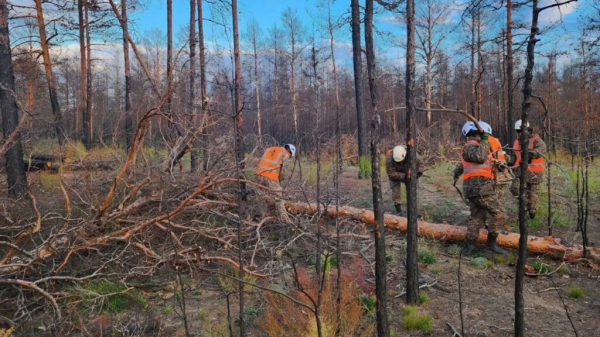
[390,180,404,205]
[466,194,508,241]
[510,179,540,214]
[254,176,290,222]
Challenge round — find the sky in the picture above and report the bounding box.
[125,0,593,69]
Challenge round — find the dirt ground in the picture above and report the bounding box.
[3,161,600,337]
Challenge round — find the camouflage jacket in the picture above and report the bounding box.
[386,155,421,182]
[454,137,495,198]
[509,134,547,183]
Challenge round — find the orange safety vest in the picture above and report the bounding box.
[513,135,544,173]
[462,140,494,181]
[255,147,289,182]
[489,136,506,162]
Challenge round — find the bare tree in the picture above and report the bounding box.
[123,0,133,150]
[78,0,89,148]
[506,0,515,144]
[189,0,198,172]
[405,0,420,305]
[365,0,389,334]
[281,7,304,145]
[514,1,577,336]
[415,0,450,127]
[351,0,368,177]
[246,19,263,140]
[34,0,65,144]
[85,0,93,148]
[0,0,27,198]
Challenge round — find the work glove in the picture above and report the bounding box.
[417,171,423,178]
[480,132,489,141]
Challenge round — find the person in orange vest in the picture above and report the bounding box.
[254,144,296,221]
[454,121,508,255]
[478,120,510,202]
[509,120,546,219]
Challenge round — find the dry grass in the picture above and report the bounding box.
[258,268,372,337]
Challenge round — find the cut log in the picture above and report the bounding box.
[24,160,51,171]
[285,201,600,262]
[29,153,65,162]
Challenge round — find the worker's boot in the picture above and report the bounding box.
[463,239,477,256]
[486,233,508,255]
[394,204,403,216]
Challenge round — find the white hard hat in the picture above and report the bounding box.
[515,120,530,131]
[478,121,492,135]
[392,145,407,162]
[284,144,296,158]
[462,121,478,137]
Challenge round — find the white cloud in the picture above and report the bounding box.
[538,0,578,23]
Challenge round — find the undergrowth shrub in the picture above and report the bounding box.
[403,305,433,332]
[358,156,372,179]
[258,268,374,337]
[71,279,147,314]
[567,286,584,299]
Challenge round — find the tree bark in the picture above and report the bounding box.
[515,1,538,335]
[166,0,172,122]
[232,0,245,333]
[506,0,515,144]
[78,0,88,147]
[34,0,65,144]
[123,0,133,151]
[0,0,27,198]
[405,0,420,305]
[365,1,389,334]
[351,0,368,176]
[327,2,342,173]
[197,0,209,171]
[189,0,197,172]
[251,21,262,140]
[84,0,93,149]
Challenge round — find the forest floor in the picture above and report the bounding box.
[3,152,600,337]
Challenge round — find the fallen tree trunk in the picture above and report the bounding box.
[24,160,51,171]
[285,201,600,262]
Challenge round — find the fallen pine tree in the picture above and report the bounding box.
[285,201,600,262]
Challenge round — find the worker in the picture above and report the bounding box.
[385,145,421,215]
[478,120,510,202]
[509,120,547,219]
[255,144,296,221]
[454,121,508,255]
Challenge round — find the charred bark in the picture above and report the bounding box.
[351,0,368,176]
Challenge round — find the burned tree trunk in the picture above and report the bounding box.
[507,0,515,144]
[123,0,133,151]
[198,0,209,171]
[78,0,88,148]
[189,0,198,172]
[0,0,27,198]
[34,0,65,144]
[85,0,93,148]
[351,0,368,177]
[365,0,389,334]
[405,0,420,305]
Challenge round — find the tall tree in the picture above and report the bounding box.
[34,0,65,144]
[246,20,263,139]
[166,0,172,117]
[326,0,342,173]
[123,0,133,150]
[85,0,93,148]
[365,0,389,334]
[506,0,515,144]
[405,0,420,305]
[416,0,450,127]
[232,0,246,334]
[281,8,303,144]
[351,0,368,177]
[0,0,27,198]
[198,0,209,171]
[78,0,89,148]
[189,0,198,172]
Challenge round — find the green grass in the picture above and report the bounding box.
[359,294,377,314]
[198,309,207,321]
[469,257,493,269]
[358,156,372,179]
[530,260,551,274]
[192,290,202,296]
[418,250,437,265]
[303,159,333,184]
[567,286,584,299]
[447,244,463,257]
[73,279,147,313]
[419,292,430,304]
[163,304,173,315]
[246,307,259,316]
[403,305,433,332]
